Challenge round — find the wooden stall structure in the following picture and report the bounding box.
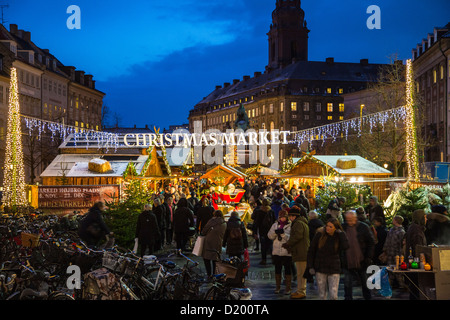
[282,154,393,201]
[200,164,247,187]
[245,163,280,179]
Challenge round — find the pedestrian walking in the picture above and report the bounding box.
[252,198,276,265]
[282,206,310,299]
[223,211,248,260]
[342,210,375,300]
[307,217,349,300]
[195,196,214,234]
[372,216,388,265]
[382,215,406,266]
[78,201,113,247]
[308,210,325,242]
[135,204,160,257]
[172,198,195,252]
[201,210,227,277]
[163,196,175,245]
[267,210,292,295]
[152,197,166,251]
[365,196,386,226]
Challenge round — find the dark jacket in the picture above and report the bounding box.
[201,217,227,261]
[308,218,325,242]
[252,206,276,238]
[307,227,349,274]
[405,223,427,257]
[365,204,386,225]
[172,198,195,234]
[374,225,388,263]
[342,221,375,268]
[223,215,248,256]
[195,205,214,233]
[425,212,450,245]
[78,206,110,242]
[295,195,310,212]
[135,210,160,245]
[163,202,174,229]
[153,204,166,230]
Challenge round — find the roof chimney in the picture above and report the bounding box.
[224,82,230,88]
[326,57,334,64]
[9,24,18,35]
[233,79,240,85]
[360,59,369,66]
[23,31,31,42]
[254,71,262,77]
[215,85,222,90]
[243,75,250,81]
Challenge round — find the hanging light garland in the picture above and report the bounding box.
[405,59,420,182]
[290,106,408,148]
[2,67,27,209]
[22,114,120,152]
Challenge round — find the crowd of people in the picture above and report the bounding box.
[77,178,450,300]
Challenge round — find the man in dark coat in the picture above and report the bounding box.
[342,210,375,300]
[308,210,325,242]
[78,201,112,247]
[135,204,160,257]
[172,198,195,252]
[163,196,174,245]
[152,197,166,251]
[425,205,450,245]
[223,211,248,259]
[195,196,214,233]
[295,191,310,213]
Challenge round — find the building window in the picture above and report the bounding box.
[339,88,344,94]
[304,115,309,120]
[262,123,266,129]
[327,103,333,112]
[303,102,310,112]
[316,115,322,120]
[292,126,297,132]
[315,102,322,112]
[328,116,333,120]
[303,87,308,93]
[269,104,274,113]
[433,69,437,83]
[291,102,297,112]
[339,116,344,120]
[256,108,259,117]
[280,102,284,112]
[270,121,275,131]
[75,121,79,127]
[339,103,345,112]
[252,109,255,118]
[441,65,444,80]
[327,88,332,94]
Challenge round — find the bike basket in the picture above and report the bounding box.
[20,232,40,248]
[216,262,238,280]
[102,252,125,272]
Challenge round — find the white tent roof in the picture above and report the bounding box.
[293,155,391,175]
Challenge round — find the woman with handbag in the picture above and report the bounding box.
[267,210,292,295]
[200,210,227,277]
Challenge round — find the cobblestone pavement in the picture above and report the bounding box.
[157,241,410,301]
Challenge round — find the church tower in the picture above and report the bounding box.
[267,0,310,70]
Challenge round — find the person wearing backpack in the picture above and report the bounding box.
[252,198,276,265]
[223,211,248,260]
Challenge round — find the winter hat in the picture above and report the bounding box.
[279,210,288,219]
[412,209,427,226]
[431,205,447,215]
[288,206,301,216]
[277,192,284,200]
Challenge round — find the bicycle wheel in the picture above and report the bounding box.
[204,285,220,300]
[48,292,75,300]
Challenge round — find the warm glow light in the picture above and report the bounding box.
[2,67,27,208]
[405,59,420,182]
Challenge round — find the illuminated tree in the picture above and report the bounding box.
[2,68,27,210]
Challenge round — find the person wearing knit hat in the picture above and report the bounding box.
[268,209,292,295]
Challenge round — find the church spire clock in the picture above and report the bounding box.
[267,0,310,70]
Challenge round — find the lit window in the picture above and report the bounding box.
[339,116,344,120]
[269,104,274,113]
[339,103,345,112]
[328,116,333,120]
[262,105,266,114]
[252,109,255,118]
[81,122,84,128]
[441,65,444,80]
[96,125,99,131]
[270,121,275,131]
[327,88,332,94]
[75,121,78,127]
[291,102,297,112]
[280,102,284,112]
[433,69,437,83]
[339,88,344,94]
[327,103,333,112]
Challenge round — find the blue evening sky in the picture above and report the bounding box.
[6,0,450,130]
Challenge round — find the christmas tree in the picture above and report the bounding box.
[2,67,27,211]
